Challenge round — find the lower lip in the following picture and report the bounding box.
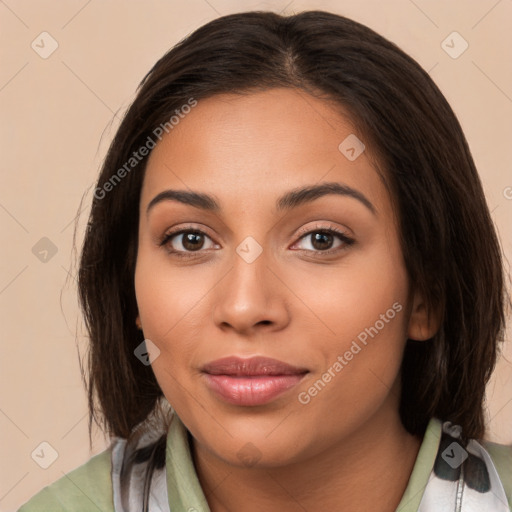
[203,374,306,406]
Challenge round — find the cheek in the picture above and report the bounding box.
[290,242,408,348]
[134,249,214,395]
[134,243,210,339]
[291,240,409,407]
[295,297,407,444]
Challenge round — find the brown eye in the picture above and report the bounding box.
[291,225,355,257]
[309,232,335,251]
[160,229,217,255]
[181,232,206,251]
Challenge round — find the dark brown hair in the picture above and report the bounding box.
[77,10,508,445]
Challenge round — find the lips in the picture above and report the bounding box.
[202,356,308,406]
[202,356,308,376]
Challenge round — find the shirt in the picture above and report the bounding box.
[18,412,512,511]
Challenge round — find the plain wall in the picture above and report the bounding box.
[1,1,511,510]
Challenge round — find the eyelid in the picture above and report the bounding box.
[293,222,353,241]
[290,223,355,253]
[158,224,218,248]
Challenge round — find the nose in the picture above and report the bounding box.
[211,245,290,336]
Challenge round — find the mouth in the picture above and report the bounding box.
[201,356,309,406]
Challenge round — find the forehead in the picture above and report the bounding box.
[141,88,389,217]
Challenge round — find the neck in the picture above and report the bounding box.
[191,407,423,512]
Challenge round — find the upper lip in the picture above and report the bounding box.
[202,356,309,376]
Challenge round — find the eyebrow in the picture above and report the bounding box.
[146,181,376,216]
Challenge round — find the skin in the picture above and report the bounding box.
[134,88,439,511]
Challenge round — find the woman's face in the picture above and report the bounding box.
[135,87,422,467]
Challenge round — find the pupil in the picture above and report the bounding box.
[183,232,203,251]
[312,232,332,250]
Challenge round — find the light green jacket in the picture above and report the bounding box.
[18,416,512,511]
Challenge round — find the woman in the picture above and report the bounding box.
[19,10,511,512]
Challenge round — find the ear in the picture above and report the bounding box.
[407,290,440,341]
[135,315,142,330]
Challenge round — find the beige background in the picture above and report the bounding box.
[1,0,511,510]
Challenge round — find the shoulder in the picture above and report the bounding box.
[17,447,114,512]
[482,439,512,507]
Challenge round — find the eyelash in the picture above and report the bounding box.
[158,224,355,259]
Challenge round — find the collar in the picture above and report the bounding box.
[111,412,508,511]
